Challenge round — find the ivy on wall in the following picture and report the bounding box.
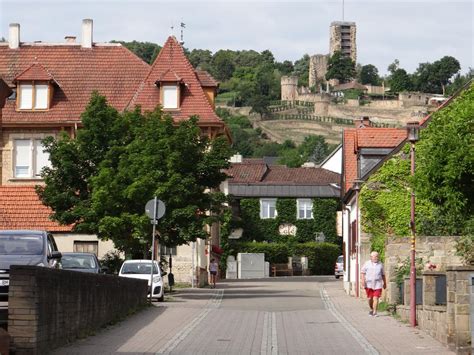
[239,197,339,244]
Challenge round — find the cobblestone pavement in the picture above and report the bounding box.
[53,277,454,354]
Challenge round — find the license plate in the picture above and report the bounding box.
[0,280,9,286]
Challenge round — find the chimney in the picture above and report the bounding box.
[81,19,93,48]
[355,116,371,128]
[8,23,20,49]
[65,36,76,43]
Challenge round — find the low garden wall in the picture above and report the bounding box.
[8,265,148,354]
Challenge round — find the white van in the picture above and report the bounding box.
[119,260,164,302]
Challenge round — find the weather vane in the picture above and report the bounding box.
[180,22,186,45]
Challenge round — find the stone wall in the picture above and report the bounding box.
[327,104,428,124]
[8,265,147,354]
[281,76,298,101]
[308,54,328,88]
[385,236,463,303]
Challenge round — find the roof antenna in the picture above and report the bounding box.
[180,22,186,45]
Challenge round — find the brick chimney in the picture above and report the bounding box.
[8,23,20,49]
[355,116,371,128]
[81,19,93,48]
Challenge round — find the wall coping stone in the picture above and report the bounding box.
[446,266,474,271]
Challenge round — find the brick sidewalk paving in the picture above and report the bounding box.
[322,280,454,354]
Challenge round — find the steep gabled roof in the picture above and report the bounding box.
[342,127,406,197]
[0,43,150,125]
[128,36,224,126]
[0,186,72,232]
[13,62,58,84]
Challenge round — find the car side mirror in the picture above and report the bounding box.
[161,271,167,276]
[49,251,62,259]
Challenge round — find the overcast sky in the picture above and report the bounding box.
[1,0,472,75]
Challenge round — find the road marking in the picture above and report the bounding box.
[156,289,224,355]
[260,311,278,355]
[320,287,379,355]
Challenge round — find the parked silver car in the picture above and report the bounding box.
[335,255,344,279]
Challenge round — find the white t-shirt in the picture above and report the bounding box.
[361,260,385,290]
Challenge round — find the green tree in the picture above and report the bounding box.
[412,56,460,95]
[433,56,461,95]
[359,64,380,85]
[187,49,213,71]
[416,83,474,231]
[325,51,356,83]
[293,54,310,87]
[38,93,232,255]
[389,68,413,92]
[387,59,400,75]
[446,68,473,95]
[212,50,236,81]
[111,40,161,64]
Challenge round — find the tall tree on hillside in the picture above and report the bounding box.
[387,59,400,75]
[188,49,213,71]
[433,56,461,95]
[446,68,473,95]
[293,54,310,87]
[211,50,236,81]
[325,51,356,84]
[412,56,461,95]
[389,68,413,92]
[359,64,380,85]
[37,93,231,255]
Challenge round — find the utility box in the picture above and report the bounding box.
[237,253,265,279]
[226,255,237,279]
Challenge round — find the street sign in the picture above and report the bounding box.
[145,199,166,220]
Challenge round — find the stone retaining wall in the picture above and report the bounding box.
[8,265,147,354]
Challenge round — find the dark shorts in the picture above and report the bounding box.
[365,288,382,298]
[210,271,217,275]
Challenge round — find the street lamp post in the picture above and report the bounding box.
[406,121,420,327]
[353,179,363,298]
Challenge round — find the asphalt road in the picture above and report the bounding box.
[54,276,378,355]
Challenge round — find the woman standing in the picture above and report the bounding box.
[209,258,218,289]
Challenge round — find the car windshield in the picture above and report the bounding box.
[0,234,43,255]
[121,262,158,275]
[337,256,343,263]
[62,255,97,269]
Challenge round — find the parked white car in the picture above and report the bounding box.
[119,260,164,302]
[334,255,344,279]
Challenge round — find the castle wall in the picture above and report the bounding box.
[281,76,298,101]
[309,54,328,88]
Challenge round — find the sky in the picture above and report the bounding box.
[0,0,472,75]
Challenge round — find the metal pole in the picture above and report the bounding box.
[149,196,157,304]
[355,190,359,298]
[410,142,417,327]
[191,241,195,288]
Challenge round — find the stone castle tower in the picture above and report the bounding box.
[281,76,298,101]
[329,21,357,62]
[309,54,329,88]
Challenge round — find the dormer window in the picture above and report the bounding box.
[18,82,50,110]
[162,84,179,109]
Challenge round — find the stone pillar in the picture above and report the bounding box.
[446,266,474,354]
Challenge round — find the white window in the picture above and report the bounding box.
[260,199,277,219]
[163,85,178,109]
[18,83,49,110]
[14,139,51,178]
[19,84,33,109]
[34,85,49,109]
[297,199,313,219]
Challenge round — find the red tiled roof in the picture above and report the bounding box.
[0,186,72,232]
[129,36,224,126]
[343,127,406,194]
[226,159,340,185]
[0,43,150,125]
[13,62,57,83]
[195,70,218,87]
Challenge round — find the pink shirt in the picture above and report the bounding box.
[361,260,385,290]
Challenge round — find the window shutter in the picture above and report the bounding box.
[163,85,178,108]
[34,85,49,109]
[15,139,31,177]
[19,85,33,109]
[34,139,51,176]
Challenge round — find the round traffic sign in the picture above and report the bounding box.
[145,199,166,220]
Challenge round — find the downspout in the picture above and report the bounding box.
[355,190,360,298]
[344,205,351,286]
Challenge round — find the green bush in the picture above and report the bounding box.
[232,241,289,263]
[292,242,340,275]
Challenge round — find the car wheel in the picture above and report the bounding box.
[158,294,164,302]
[335,275,340,279]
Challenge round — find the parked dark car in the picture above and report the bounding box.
[0,230,62,324]
[61,252,108,274]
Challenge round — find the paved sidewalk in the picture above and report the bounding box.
[322,280,454,354]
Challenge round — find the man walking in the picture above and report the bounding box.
[361,251,386,317]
